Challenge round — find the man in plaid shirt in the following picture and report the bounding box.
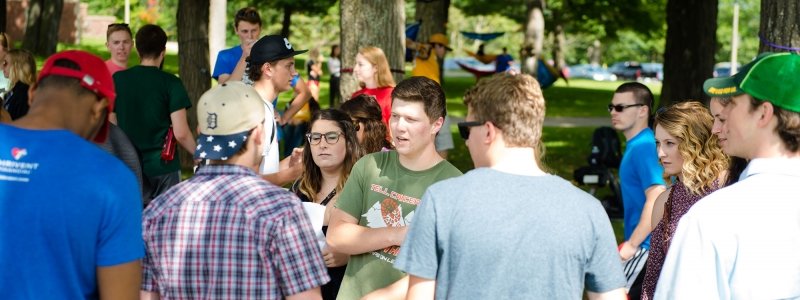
[141,81,329,299]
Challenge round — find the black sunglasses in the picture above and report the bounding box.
[457,121,486,140]
[236,9,259,19]
[607,103,645,113]
[306,131,343,145]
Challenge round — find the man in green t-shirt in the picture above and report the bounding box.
[111,24,196,203]
[327,76,462,300]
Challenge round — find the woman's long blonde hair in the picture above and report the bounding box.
[654,101,729,195]
[357,46,395,88]
[5,49,36,89]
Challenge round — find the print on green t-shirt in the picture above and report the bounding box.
[335,151,462,299]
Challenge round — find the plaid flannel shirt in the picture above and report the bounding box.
[142,164,329,299]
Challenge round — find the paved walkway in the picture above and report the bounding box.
[449,116,609,128]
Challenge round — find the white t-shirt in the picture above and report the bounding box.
[655,158,800,299]
[258,102,279,174]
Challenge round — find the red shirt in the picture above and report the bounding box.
[352,86,394,126]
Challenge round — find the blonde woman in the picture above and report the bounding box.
[641,101,729,299]
[351,46,396,126]
[0,32,11,96]
[3,49,36,120]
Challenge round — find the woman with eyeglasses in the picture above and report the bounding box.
[3,49,35,120]
[641,101,729,299]
[105,23,133,75]
[351,46,395,126]
[290,109,365,300]
[340,94,392,153]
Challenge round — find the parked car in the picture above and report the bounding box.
[641,63,663,81]
[567,64,617,81]
[714,62,732,77]
[609,61,643,80]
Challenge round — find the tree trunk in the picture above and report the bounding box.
[22,0,63,57]
[281,6,292,38]
[177,0,211,168]
[340,0,405,100]
[415,0,449,84]
[551,14,566,70]
[759,0,800,53]
[588,39,602,65]
[1,0,7,33]
[661,0,717,107]
[208,0,227,74]
[521,0,544,76]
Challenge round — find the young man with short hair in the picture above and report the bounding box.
[0,50,142,299]
[105,22,133,75]
[327,76,462,300]
[246,34,309,186]
[396,73,626,299]
[655,52,800,299]
[609,82,665,297]
[112,24,196,203]
[141,81,329,299]
[213,6,261,84]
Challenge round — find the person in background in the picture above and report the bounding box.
[495,47,514,73]
[290,109,365,300]
[709,97,749,187]
[105,23,133,75]
[2,49,36,120]
[213,7,261,84]
[340,94,392,153]
[328,44,341,108]
[351,46,395,126]
[112,24,196,202]
[0,32,11,97]
[641,101,729,299]
[608,82,666,298]
[407,33,455,159]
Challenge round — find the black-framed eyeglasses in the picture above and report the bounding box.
[107,23,129,28]
[306,131,343,145]
[607,103,645,113]
[457,121,487,140]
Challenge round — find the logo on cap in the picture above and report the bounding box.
[206,112,218,130]
[284,38,292,50]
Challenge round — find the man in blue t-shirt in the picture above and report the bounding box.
[0,50,143,299]
[213,7,261,84]
[609,82,665,297]
[494,47,514,73]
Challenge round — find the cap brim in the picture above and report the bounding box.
[703,76,743,98]
[195,130,251,160]
[252,49,309,65]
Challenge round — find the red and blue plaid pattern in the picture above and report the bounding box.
[142,164,329,299]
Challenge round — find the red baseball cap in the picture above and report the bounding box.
[37,50,117,143]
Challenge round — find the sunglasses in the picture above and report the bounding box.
[457,121,486,140]
[607,103,645,113]
[306,131,343,145]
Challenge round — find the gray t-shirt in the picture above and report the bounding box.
[394,168,625,299]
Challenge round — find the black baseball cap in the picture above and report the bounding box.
[248,35,307,65]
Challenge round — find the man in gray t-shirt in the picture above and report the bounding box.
[394,73,626,299]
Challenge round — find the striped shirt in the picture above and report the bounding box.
[142,164,329,299]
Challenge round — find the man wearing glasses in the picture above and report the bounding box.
[213,7,261,84]
[327,76,462,299]
[395,73,626,299]
[609,82,665,298]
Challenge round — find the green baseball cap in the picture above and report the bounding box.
[703,52,800,113]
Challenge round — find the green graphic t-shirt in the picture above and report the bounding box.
[335,151,462,299]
